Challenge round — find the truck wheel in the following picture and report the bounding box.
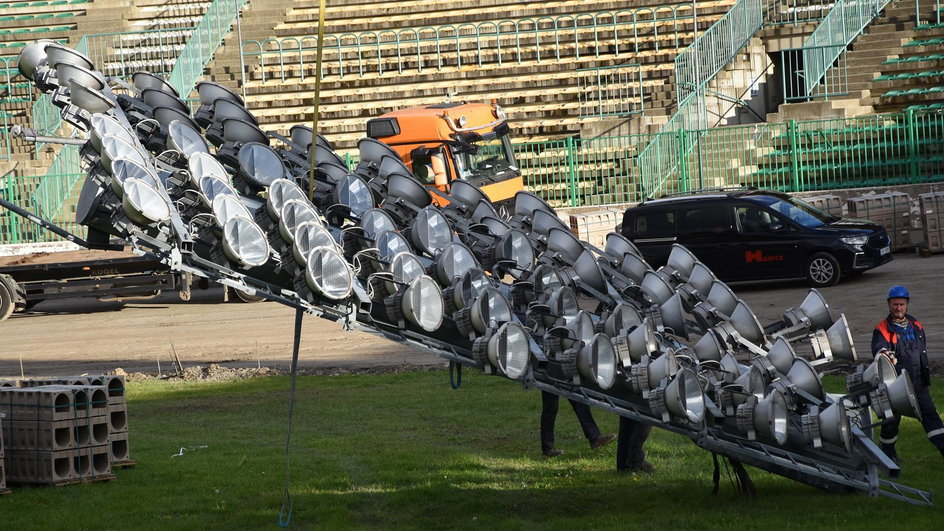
[0,281,13,322]
[806,253,841,287]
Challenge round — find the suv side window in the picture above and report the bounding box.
[679,207,728,235]
[634,210,675,238]
[736,206,792,233]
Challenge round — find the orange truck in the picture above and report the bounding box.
[365,101,524,208]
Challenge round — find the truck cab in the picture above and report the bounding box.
[365,102,523,208]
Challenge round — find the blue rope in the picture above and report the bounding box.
[279,308,304,527]
[449,361,462,389]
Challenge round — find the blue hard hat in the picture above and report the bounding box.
[887,285,910,300]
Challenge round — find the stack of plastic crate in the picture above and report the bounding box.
[847,192,912,251]
[800,194,843,217]
[568,209,622,248]
[919,192,944,252]
[0,384,114,485]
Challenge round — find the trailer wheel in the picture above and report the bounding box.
[0,281,14,322]
[234,287,266,303]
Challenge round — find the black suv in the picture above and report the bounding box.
[620,189,893,287]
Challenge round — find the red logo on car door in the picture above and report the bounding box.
[745,250,784,263]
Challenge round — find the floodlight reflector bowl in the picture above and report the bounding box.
[533,264,564,293]
[90,114,135,154]
[659,292,689,340]
[213,99,257,125]
[222,216,270,268]
[641,270,674,305]
[577,334,618,389]
[620,253,652,284]
[121,178,171,225]
[313,143,345,169]
[785,288,835,330]
[212,194,252,226]
[729,300,766,345]
[56,63,105,91]
[132,71,179,96]
[199,175,239,206]
[197,81,243,106]
[410,207,453,256]
[361,208,398,240]
[101,134,147,174]
[571,310,596,343]
[514,191,554,220]
[358,137,401,165]
[402,275,445,332]
[305,248,354,300]
[17,39,56,79]
[824,314,858,362]
[293,221,336,266]
[547,227,584,264]
[471,200,500,224]
[376,230,413,262]
[548,286,579,323]
[665,368,706,423]
[386,173,432,208]
[279,199,321,244]
[686,261,716,295]
[757,389,789,445]
[453,268,492,311]
[68,81,115,114]
[496,229,534,271]
[433,242,479,285]
[318,161,351,184]
[572,250,607,294]
[490,322,531,380]
[604,233,641,260]
[46,43,93,71]
[222,118,267,145]
[386,252,426,294]
[667,244,697,280]
[290,125,314,152]
[864,354,897,388]
[110,157,160,198]
[377,155,413,181]
[530,209,570,238]
[767,337,797,375]
[448,179,490,212]
[469,287,512,333]
[335,174,374,217]
[167,120,209,158]
[785,358,826,401]
[154,106,199,132]
[603,303,643,337]
[707,281,738,316]
[142,88,189,115]
[237,142,285,190]
[189,152,229,188]
[266,178,308,220]
[693,329,725,362]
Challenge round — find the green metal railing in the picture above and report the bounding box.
[799,0,889,99]
[637,0,764,198]
[0,110,12,162]
[2,157,86,245]
[915,0,942,26]
[242,6,699,82]
[576,63,644,119]
[167,0,247,97]
[782,44,849,102]
[764,0,833,26]
[82,28,196,80]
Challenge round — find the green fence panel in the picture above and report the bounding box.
[167,0,247,98]
[764,0,833,26]
[576,63,644,119]
[1,168,86,245]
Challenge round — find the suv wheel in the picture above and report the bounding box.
[806,253,840,287]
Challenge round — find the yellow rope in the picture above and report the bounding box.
[308,0,327,201]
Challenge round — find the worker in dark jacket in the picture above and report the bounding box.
[871,285,944,464]
[540,391,615,457]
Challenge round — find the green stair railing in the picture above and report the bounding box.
[637,0,764,198]
[576,63,645,119]
[167,0,247,98]
[799,0,890,99]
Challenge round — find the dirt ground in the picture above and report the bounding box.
[1,251,943,378]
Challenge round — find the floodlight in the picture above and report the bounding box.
[677,261,717,312]
[546,227,584,265]
[447,179,490,214]
[393,275,445,332]
[46,43,94,72]
[166,120,209,159]
[384,251,427,296]
[629,349,678,395]
[473,322,531,379]
[195,81,243,126]
[706,280,738,316]
[189,152,230,187]
[531,209,570,239]
[809,314,858,363]
[316,161,352,184]
[68,80,115,115]
[847,354,896,391]
[121,178,171,225]
[385,173,432,210]
[409,206,453,256]
[17,39,56,79]
[292,221,336,267]
[802,402,852,451]
[532,264,564,295]
[211,193,252,226]
[728,300,766,346]
[513,190,554,222]
[487,229,534,273]
[142,88,190,116]
[358,137,401,166]
[132,71,179,96]
[334,174,374,217]
[375,230,413,262]
[100,134,148,174]
[89,114,135,155]
[56,63,105,92]
[602,303,643,337]
[659,292,689,340]
[561,333,617,389]
[544,310,595,355]
[768,358,826,408]
[603,233,641,261]
[766,337,797,375]
[431,242,479,286]
[693,329,725,362]
[222,117,267,145]
[736,389,788,445]
[198,175,239,206]
[640,270,673,306]
[650,368,705,423]
[221,217,270,268]
[783,288,836,330]
[470,200,501,225]
[623,318,658,366]
[547,286,579,324]
[153,106,199,133]
[265,178,308,221]
[110,158,161,198]
[291,126,333,153]
[235,142,286,193]
[278,199,322,244]
[619,252,653,284]
[313,143,347,169]
[870,371,922,420]
[456,286,512,337]
[360,208,398,240]
[443,267,493,313]
[665,244,697,281]
[305,247,354,300]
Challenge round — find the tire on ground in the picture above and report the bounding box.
[805,252,841,287]
[0,280,14,321]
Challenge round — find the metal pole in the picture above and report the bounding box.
[308,0,327,201]
[235,0,247,102]
[692,1,704,190]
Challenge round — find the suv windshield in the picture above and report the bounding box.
[453,133,518,183]
[749,194,837,228]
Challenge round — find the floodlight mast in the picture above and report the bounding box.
[9,40,934,506]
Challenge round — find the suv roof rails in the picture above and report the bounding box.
[655,185,759,200]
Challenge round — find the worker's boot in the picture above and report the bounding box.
[930,434,944,459]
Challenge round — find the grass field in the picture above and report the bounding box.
[1,370,942,529]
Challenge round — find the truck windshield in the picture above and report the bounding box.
[751,195,838,228]
[453,134,518,183]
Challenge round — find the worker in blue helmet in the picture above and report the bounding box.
[872,284,944,471]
